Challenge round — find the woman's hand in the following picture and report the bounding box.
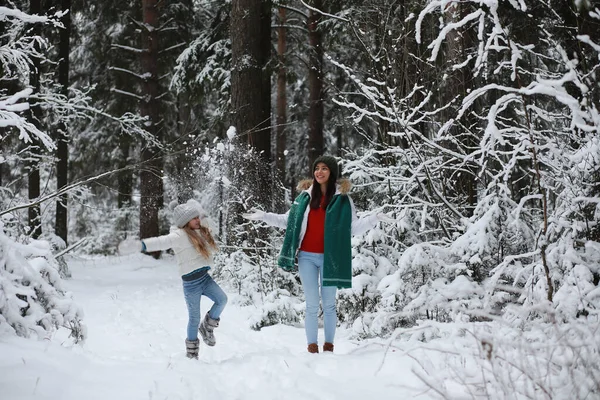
[242,208,265,221]
[118,238,144,255]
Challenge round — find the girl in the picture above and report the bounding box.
[118,201,227,359]
[243,155,392,353]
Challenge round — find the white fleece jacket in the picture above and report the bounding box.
[260,179,378,249]
[142,228,214,276]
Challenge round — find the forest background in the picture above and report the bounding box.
[1,1,600,398]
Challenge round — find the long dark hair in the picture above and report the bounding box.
[310,178,337,209]
[183,225,217,258]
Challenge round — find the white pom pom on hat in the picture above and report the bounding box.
[171,199,207,228]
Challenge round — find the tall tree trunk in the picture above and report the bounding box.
[0,1,7,188]
[55,0,71,245]
[445,1,477,216]
[275,6,287,211]
[230,0,272,208]
[28,0,42,239]
[307,0,324,172]
[139,0,163,252]
[175,92,194,203]
[117,134,132,208]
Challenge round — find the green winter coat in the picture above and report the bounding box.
[278,183,353,288]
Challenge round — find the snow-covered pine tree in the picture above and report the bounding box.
[170,0,231,138]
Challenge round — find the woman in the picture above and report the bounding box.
[118,201,227,359]
[243,155,392,353]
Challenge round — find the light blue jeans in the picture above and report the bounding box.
[182,273,228,341]
[297,251,337,345]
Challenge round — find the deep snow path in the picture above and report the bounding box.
[1,255,434,400]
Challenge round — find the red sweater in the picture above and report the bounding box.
[299,197,326,253]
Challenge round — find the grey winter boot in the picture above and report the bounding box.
[185,339,199,359]
[198,312,219,347]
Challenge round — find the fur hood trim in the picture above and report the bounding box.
[296,178,351,195]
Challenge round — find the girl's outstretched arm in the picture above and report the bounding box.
[118,238,146,255]
[141,231,182,253]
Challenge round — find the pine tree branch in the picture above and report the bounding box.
[271,24,308,33]
[298,0,349,22]
[110,88,144,101]
[159,42,186,54]
[272,2,309,19]
[111,44,146,53]
[156,18,174,32]
[108,66,148,80]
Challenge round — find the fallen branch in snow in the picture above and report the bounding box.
[54,237,88,258]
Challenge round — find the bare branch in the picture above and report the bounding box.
[110,88,144,101]
[298,0,349,22]
[272,2,309,19]
[111,43,146,54]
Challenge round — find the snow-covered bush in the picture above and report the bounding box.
[213,248,303,331]
[247,288,304,331]
[0,223,85,341]
[402,311,600,399]
[339,240,406,337]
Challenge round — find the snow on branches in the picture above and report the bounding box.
[327,0,600,333]
[0,223,85,341]
[0,6,57,151]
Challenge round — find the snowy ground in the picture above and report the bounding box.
[1,255,438,400]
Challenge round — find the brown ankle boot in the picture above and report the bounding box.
[323,342,334,352]
[307,343,319,353]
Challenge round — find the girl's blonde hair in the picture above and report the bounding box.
[183,224,217,258]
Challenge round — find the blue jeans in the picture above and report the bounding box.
[297,251,337,345]
[182,273,228,341]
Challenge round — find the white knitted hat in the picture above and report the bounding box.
[172,202,200,228]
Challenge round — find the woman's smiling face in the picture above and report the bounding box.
[314,162,331,185]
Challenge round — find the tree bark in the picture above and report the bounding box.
[139,0,163,251]
[230,0,272,208]
[117,134,132,208]
[55,0,71,245]
[275,6,287,212]
[307,0,324,173]
[275,6,287,186]
[175,92,194,203]
[28,0,42,239]
[445,1,477,216]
